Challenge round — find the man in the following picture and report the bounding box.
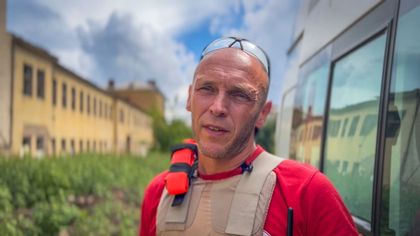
[140,37,358,236]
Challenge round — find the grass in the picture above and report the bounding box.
[0,152,170,236]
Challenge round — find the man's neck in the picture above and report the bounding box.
[198,143,257,175]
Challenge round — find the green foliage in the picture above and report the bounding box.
[151,111,192,151]
[256,118,276,153]
[0,152,170,235]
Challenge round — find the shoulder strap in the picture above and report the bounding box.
[225,152,285,235]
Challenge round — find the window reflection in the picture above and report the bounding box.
[381,3,420,236]
[290,50,330,168]
[324,33,387,222]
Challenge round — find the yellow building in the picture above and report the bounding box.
[108,80,165,115]
[0,0,12,155]
[0,0,154,157]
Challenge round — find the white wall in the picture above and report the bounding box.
[299,0,381,65]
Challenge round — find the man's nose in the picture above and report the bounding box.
[209,93,228,117]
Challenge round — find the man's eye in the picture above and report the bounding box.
[231,92,251,102]
[197,86,214,93]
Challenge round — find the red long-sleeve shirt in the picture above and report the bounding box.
[139,147,358,236]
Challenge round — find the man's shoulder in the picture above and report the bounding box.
[269,154,338,195]
[266,153,321,186]
[265,152,318,175]
[144,171,169,196]
[276,158,318,174]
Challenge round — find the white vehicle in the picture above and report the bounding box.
[275,0,420,235]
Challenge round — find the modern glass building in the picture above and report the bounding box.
[275,0,420,235]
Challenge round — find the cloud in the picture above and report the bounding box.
[78,12,197,120]
[7,0,95,80]
[7,0,299,121]
[220,0,300,102]
[36,0,241,37]
[7,0,78,50]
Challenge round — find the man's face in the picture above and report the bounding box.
[186,48,271,159]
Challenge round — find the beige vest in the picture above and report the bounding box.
[156,151,284,236]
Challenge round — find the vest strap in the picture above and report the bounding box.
[225,152,284,235]
[165,188,192,224]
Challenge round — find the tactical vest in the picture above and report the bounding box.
[156,151,284,235]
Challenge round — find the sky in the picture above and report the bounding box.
[6,0,300,122]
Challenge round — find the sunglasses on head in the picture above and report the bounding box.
[200,36,271,79]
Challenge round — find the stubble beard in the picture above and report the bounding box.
[195,115,259,160]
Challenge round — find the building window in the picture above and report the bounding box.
[347,116,360,137]
[23,64,33,96]
[340,118,348,137]
[327,120,341,137]
[51,138,56,155]
[80,91,84,112]
[120,109,124,123]
[37,70,45,99]
[36,136,44,151]
[99,100,102,118]
[79,140,83,152]
[380,5,420,234]
[62,83,67,108]
[324,33,387,222]
[94,97,97,116]
[360,114,377,136]
[70,139,75,155]
[87,94,91,114]
[71,87,76,110]
[61,139,66,152]
[52,79,57,106]
[289,55,330,167]
[22,136,31,154]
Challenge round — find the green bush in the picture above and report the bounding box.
[151,111,192,151]
[0,152,169,235]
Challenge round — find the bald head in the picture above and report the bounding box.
[194,48,270,103]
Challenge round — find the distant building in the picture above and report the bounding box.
[0,0,154,157]
[108,79,165,116]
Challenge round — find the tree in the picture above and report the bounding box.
[256,119,276,153]
[150,111,192,151]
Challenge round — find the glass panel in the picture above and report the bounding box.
[52,79,57,106]
[324,33,387,222]
[62,83,67,108]
[23,64,32,96]
[36,70,45,99]
[381,3,420,236]
[290,49,330,168]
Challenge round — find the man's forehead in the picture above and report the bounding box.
[198,48,254,68]
[195,74,258,89]
[194,48,269,90]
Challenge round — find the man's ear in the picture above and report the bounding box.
[186,85,192,111]
[255,101,272,128]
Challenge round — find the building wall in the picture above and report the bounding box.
[11,43,55,156]
[113,89,165,115]
[0,0,5,33]
[52,67,114,155]
[0,0,12,153]
[114,100,153,156]
[298,0,381,65]
[10,41,153,157]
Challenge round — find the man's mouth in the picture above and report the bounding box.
[204,125,228,133]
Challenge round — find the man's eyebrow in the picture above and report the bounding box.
[194,78,214,87]
[229,84,260,100]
